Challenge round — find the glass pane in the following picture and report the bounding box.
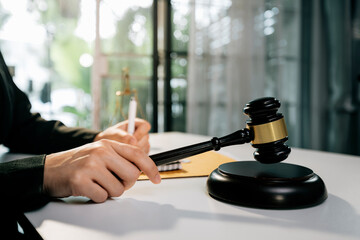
[171,0,191,52]
[169,1,192,131]
[264,0,301,147]
[107,56,152,76]
[180,0,301,139]
[100,0,153,55]
[170,78,187,132]
[98,0,154,130]
[0,0,94,128]
[171,56,187,78]
[101,77,152,130]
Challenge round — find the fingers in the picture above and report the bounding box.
[69,150,140,201]
[133,118,151,140]
[87,141,158,201]
[118,134,137,146]
[94,119,151,148]
[81,140,159,199]
[75,178,109,203]
[102,152,142,190]
[137,135,150,154]
[107,141,161,184]
[44,139,160,204]
[92,167,127,196]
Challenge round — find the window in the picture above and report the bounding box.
[1,0,358,155]
[0,0,94,127]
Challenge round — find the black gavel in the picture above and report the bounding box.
[150,97,327,209]
[150,97,291,165]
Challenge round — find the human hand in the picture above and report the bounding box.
[43,139,161,203]
[94,118,151,154]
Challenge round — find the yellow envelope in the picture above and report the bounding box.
[138,151,236,180]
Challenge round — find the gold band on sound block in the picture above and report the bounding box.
[247,118,288,144]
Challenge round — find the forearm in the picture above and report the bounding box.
[4,113,99,154]
[1,69,99,154]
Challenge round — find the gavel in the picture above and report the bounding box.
[150,97,291,165]
[150,97,327,209]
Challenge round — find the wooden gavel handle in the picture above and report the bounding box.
[150,129,252,166]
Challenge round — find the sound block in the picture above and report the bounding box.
[207,161,327,209]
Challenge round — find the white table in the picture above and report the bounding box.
[23,132,360,240]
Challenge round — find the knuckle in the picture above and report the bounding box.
[111,185,125,197]
[84,158,100,169]
[94,191,108,203]
[123,173,140,190]
[91,146,107,158]
[123,168,141,185]
[137,119,150,128]
[128,168,141,183]
[144,122,151,131]
[69,171,85,189]
[123,180,136,190]
[97,139,112,148]
[97,138,108,145]
[130,168,141,180]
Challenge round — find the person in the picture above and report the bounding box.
[0,50,161,235]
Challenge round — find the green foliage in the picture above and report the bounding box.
[100,6,155,128]
[51,37,91,93]
[33,0,91,93]
[62,105,91,128]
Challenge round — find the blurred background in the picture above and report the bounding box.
[0,0,359,155]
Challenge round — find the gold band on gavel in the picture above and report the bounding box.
[246,118,288,145]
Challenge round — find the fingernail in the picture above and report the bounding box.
[154,173,161,184]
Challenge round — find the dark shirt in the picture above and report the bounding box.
[0,50,99,213]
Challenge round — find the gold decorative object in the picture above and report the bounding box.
[109,67,145,126]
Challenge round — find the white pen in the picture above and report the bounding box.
[127,97,137,135]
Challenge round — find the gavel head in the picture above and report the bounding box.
[243,97,291,164]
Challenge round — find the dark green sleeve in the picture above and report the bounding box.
[1,80,100,154]
[4,112,100,154]
[0,155,50,212]
[0,51,100,215]
[0,53,100,154]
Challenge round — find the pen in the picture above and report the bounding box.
[127,97,137,135]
